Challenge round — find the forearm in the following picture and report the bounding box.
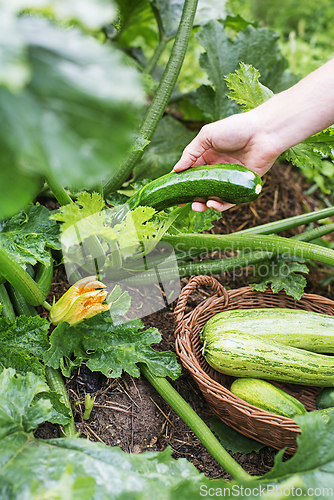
[252,58,334,155]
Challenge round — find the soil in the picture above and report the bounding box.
[35,162,334,479]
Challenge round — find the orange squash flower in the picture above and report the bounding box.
[49,276,110,326]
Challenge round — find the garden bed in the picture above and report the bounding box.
[35,162,334,478]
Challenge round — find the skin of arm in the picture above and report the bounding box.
[173,58,334,212]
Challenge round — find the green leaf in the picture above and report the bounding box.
[28,466,96,500]
[263,408,334,492]
[107,286,131,320]
[194,84,230,122]
[0,144,43,222]
[133,116,196,181]
[0,16,144,218]
[0,315,50,378]
[114,0,158,50]
[0,205,60,268]
[8,0,115,30]
[44,314,181,380]
[170,203,222,233]
[284,143,326,170]
[149,0,185,39]
[0,315,50,359]
[226,63,273,111]
[0,368,53,436]
[225,64,334,172]
[0,348,46,380]
[284,128,334,170]
[210,416,265,454]
[223,14,257,32]
[35,390,72,426]
[51,192,106,232]
[0,12,30,92]
[195,21,294,120]
[0,437,203,499]
[252,260,309,301]
[0,0,116,93]
[194,0,228,26]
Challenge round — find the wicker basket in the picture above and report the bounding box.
[174,275,334,455]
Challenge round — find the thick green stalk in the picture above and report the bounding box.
[163,233,334,267]
[234,206,334,236]
[0,246,46,306]
[103,0,199,196]
[45,366,76,437]
[103,223,334,285]
[106,250,268,285]
[140,364,251,481]
[44,172,73,206]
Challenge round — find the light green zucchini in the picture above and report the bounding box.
[201,308,334,353]
[230,378,307,418]
[203,331,334,387]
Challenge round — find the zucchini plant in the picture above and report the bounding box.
[2,0,334,497]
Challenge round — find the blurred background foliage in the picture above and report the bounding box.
[226,0,334,77]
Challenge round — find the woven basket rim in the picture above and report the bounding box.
[173,275,334,453]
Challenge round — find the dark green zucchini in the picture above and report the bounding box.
[6,283,38,317]
[127,164,262,212]
[0,283,15,321]
[35,254,54,297]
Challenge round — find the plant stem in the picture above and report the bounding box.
[44,172,73,206]
[0,246,46,306]
[103,223,334,285]
[45,366,76,438]
[163,233,334,267]
[144,38,168,75]
[140,364,251,481]
[293,222,334,241]
[234,206,334,236]
[42,300,52,312]
[102,0,199,196]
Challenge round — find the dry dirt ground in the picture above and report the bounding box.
[35,162,334,479]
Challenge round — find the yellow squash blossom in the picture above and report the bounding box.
[49,276,110,326]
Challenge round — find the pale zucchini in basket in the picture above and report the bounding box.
[202,331,334,387]
[201,308,334,353]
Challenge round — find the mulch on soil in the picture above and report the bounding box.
[35,162,334,478]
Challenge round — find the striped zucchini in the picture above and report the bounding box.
[230,378,307,418]
[202,331,334,387]
[201,308,334,354]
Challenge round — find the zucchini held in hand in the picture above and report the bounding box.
[230,378,307,418]
[201,308,334,354]
[202,331,334,387]
[127,164,262,211]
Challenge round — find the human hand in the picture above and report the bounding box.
[173,111,280,212]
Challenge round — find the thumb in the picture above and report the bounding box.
[173,128,212,172]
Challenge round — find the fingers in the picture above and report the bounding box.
[192,201,208,212]
[206,200,235,212]
[191,200,235,213]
